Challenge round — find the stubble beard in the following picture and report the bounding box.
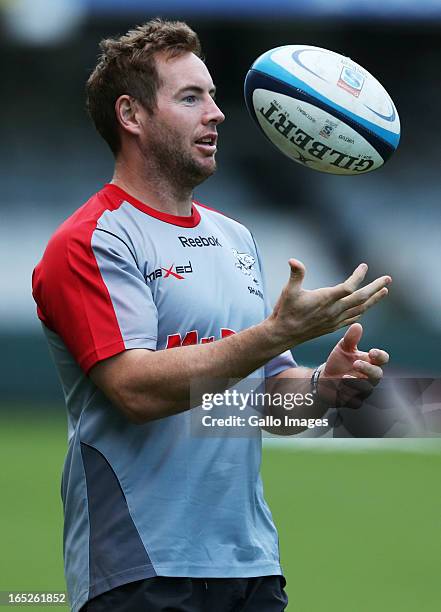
[142,124,217,195]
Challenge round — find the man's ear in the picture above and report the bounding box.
[115,95,144,137]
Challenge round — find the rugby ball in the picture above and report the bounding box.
[244,45,400,175]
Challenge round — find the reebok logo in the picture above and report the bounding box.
[178,235,222,248]
[146,261,193,282]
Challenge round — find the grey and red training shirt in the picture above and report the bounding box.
[32,184,295,612]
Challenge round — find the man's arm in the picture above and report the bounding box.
[90,260,391,423]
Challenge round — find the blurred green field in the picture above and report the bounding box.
[1,409,440,611]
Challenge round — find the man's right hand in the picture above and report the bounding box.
[267,259,391,348]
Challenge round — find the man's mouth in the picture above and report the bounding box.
[194,134,218,154]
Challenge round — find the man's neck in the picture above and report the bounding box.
[111,156,194,217]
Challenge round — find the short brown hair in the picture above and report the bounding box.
[86,18,202,154]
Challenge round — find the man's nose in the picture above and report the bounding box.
[203,97,225,125]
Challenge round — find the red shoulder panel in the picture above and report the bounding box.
[32,188,126,373]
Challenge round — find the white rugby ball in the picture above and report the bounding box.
[244,45,400,175]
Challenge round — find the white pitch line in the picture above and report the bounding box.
[263,437,441,453]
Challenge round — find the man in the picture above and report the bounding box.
[32,18,391,612]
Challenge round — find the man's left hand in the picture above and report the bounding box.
[318,323,389,408]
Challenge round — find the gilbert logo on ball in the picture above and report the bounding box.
[244,45,400,175]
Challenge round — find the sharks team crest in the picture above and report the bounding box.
[232,249,259,285]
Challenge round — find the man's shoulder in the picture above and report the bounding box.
[46,185,123,248]
[32,185,131,330]
[33,186,126,293]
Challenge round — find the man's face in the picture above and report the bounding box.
[141,52,225,189]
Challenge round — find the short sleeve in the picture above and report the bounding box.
[33,226,158,373]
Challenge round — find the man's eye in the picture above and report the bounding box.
[184,95,197,104]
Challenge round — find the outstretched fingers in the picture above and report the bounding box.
[338,286,389,321]
[339,275,392,311]
[332,263,369,299]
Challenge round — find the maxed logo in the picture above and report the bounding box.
[146,261,193,282]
